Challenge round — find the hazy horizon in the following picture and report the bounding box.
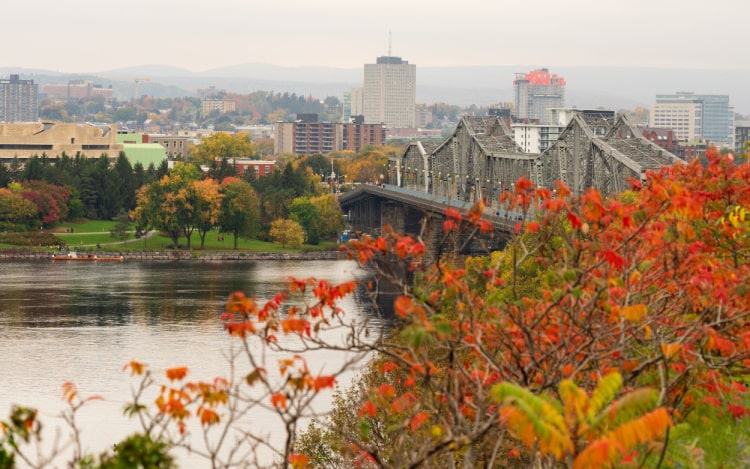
[2,0,745,73]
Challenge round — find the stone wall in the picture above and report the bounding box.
[0,250,346,262]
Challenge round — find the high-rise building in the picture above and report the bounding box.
[513,69,565,125]
[364,56,416,129]
[274,114,386,155]
[650,92,733,147]
[0,74,38,123]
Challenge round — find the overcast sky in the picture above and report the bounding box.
[3,0,744,73]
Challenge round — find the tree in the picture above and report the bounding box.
[219,177,260,249]
[132,163,201,248]
[191,178,222,249]
[190,132,255,166]
[109,209,131,244]
[288,197,321,245]
[269,218,305,248]
[310,193,344,240]
[0,189,38,230]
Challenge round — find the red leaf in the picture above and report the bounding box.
[313,375,336,392]
[359,400,377,418]
[410,411,430,431]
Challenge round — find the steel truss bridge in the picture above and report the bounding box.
[339,111,682,251]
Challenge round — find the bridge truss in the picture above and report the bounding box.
[388,112,682,204]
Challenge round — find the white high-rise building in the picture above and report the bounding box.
[363,56,416,129]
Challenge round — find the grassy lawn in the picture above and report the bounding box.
[56,219,120,233]
[52,220,338,253]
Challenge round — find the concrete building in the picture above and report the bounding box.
[512,123,564,153]
[650,92,734,147]
[1,74,38,123]
[0,121,122,163]
[145,134,191,160]
[43,80,113,103]
[363,56,416,129]
[274,114,386,155]
[343,88,365,122]
[201,99,236,114]
[513,69,565,125]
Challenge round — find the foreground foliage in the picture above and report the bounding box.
[1,149,749,468]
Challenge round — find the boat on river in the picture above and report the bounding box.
[52,253,124,262]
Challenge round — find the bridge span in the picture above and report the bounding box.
[338,183,518,252]
[339,110,682,253]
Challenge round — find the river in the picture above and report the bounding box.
[0,259,378,467]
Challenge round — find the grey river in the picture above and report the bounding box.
[0,259,378,467]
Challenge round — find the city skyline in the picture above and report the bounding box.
[2,0,745,73]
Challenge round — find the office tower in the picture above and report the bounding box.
[0,74,38,123]
[513,68,565,125]
[364,56,416,129]
[650,92,733,147]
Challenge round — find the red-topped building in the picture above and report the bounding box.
[513,68,565,125]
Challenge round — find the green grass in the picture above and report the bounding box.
[56,219,122,233]
[50,220,339,253]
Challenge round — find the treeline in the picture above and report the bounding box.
[0,153,168,231]
[0,150,352,248]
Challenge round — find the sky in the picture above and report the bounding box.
[3,0,745,73]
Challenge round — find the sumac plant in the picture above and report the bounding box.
[2,148,749,468]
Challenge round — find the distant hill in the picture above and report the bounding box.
[3,64,748,114]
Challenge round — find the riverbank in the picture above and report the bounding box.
[0,249,347,262]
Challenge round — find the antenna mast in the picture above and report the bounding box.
[388,30,392,56]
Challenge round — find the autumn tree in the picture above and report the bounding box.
[191,178,223,249]
[0,187,38,230]
[132,163,202,248]
[269,218,306,248]
[190,131,255,166]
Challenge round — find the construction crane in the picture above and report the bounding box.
[133,77,151,101]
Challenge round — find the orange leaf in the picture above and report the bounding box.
[621,304,647,322]
[123,360,147,376]
[271,392,288,410]
[62,381,77,403]
[394,295,414,318]
[199,407,220,426]
[289,453,309,469]
[166,367,188,382]
[661,343,682,360]
[281,318,310,335]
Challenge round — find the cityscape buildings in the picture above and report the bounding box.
[0,74,38,123]
[274,114,386,155]
[363,56,416,129]
[650,92,734,147]
[513,69,565,125]
[43,80,113,103]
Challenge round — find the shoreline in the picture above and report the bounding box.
[0,249,347,262]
